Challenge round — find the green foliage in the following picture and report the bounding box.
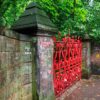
[0,0,100,42]
[37,0,100,42]
[0,0,32,27]
[83,0,100,42]
[90,2,100,41]
[82,66,91,79]
[0,0,88,33]
[37,0,87,35]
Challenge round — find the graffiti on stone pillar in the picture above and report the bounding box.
[35,36,54,100]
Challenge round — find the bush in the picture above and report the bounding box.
[82,66,91,79]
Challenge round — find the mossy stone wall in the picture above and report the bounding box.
[0,29,33,100]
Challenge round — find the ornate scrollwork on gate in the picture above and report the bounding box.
[53,34,82,96]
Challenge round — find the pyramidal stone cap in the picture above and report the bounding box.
[12,2,58,35]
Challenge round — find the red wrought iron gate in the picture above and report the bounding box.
[53,34,82,97]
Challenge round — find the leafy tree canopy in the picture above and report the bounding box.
[37,0,87,35]
[0,0,100,42]
[82,0,100,42]
[0,0,32,27]
[0,0,87,31]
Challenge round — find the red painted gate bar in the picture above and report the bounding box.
[53,34,82,97]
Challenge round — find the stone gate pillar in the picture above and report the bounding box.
[82,34,91,78]
[32,32,55,100]
[12,2,58,100]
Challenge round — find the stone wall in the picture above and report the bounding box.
[0,29,32,100]
[82,41,91,78]
[91,43,100,74]
[82,42,91,68]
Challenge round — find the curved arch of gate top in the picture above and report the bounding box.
[53,35,82,97]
